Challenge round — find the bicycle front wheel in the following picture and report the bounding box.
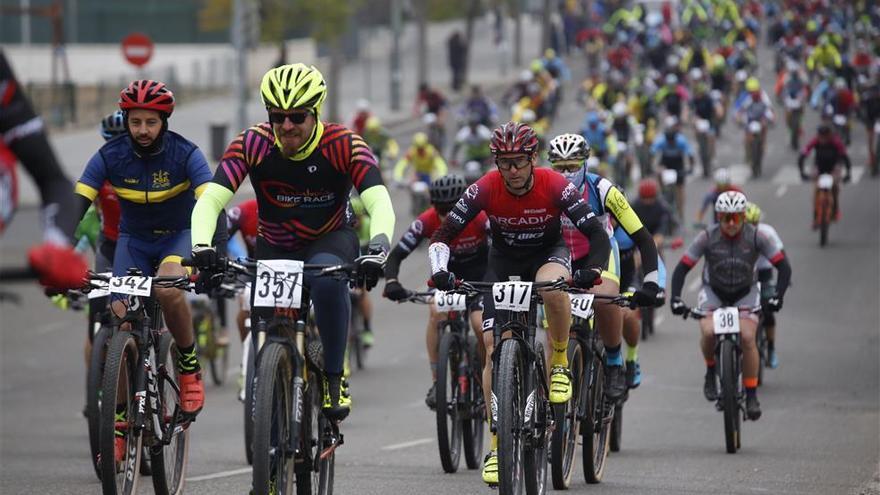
[87,325,112,480]
[244,333,256,465]
[99,331,142,495]
[551,338,583,489]
[151,332,190,495]
[497,339,525,495]
[719,339,740,454]
[253,342,295,495]
[524,342,549,495]
[436,332,463,473]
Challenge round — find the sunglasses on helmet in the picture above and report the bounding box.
[268,110,312,125]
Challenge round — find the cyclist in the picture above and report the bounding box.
[607,102,642,187]
[383,175,489,409]
[734,77,774,177]
[581,111,611,163]
[670,191,792,420]
[0,50,86,287]
[190,64,395,422]
[695,167,743,227]
[548,133,661,398]
[798,124,852,227]
[690,82,720,176]
[655,73,690,121]
[745,202,785,369]
[393,132,448,185]
[458,84,498,128]
[360,116,399,173]
[349,193,376,348]
[858,70,880,176]
[428,122,611,485]
[632,178,677,249]
[350,98,372,137]
[651,116,696,220]
[227,198,258,344]
[450,112,492,168]
[806,34,842,76]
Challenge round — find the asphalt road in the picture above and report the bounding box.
[2,42,879,495]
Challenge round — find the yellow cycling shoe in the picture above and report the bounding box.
[482,450,498,485]
[549,366,573,404]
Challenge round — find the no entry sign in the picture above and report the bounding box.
[121,33,154,67]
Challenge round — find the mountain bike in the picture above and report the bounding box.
[198,257,357,495]
[550,292,632,488]
[403,290,485,473]
[93,270,194,495]
[676,303,760,453]
[449,278,572,495]
[189,291,230,386]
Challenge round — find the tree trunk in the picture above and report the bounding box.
[512,0,522,67]
[462,0,480,87]
[327,39,343,122]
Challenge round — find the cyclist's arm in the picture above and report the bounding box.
[185,147,213,198]
[559,181,610,271]
[191,126,262,246]
[432,155,448,178]
[1,52,78,243]
[384,216,428,280]
[797,137,818,175]
[393,155,410,182]
[428,181,484,273]
[670,229,708,299]
[832,137,852,175]
[349,133,394,250]
[756,228,791,298]
[602,183,659,280]
[71,151,112,240]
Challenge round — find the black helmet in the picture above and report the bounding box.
[817,123,831,135]
[430,174,467,206]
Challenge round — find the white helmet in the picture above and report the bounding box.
[664,115,679,129]
[714,191,748,213]
[520,70,533,82]
[713,167,731,185]
[356,98,370,111]
[520,109,536,123]
[548,133,590,163]
[612,102,628,118]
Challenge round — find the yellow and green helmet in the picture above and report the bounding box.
[260,63,327,113]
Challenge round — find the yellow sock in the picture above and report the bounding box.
[490,432,498,451]
[550,338,568,368]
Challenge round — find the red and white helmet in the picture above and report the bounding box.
[489,121,539,155]
[119,80,175,116]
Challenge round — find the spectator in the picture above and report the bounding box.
[447,30,468,92]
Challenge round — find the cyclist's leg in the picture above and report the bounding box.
[236,284,251,342]
[696,287,718,365]
[737,286,762,390]
[426,302,443,381]
[154,231,195,352]
[590,241,622,360]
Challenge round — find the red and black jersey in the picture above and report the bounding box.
[213,122,383,251]
[97,182,120,242]
[227,198,258,257]
[385,207,489,279]
[801,135,847,174]
[431,168,609,269]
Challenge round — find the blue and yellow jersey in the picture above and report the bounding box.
[75,131,212,237]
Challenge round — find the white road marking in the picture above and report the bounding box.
[775,184,788,197]
[655,315,665,327]
[381,437,433,451]
[850,166,866,184]
[687,279,702,293]
[187,467,252,482]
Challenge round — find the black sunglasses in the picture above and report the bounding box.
[268,110,311,125]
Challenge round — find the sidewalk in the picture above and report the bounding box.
[17,16,542,205]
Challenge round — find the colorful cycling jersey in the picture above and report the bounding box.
[801,135,847,174]
[394,145,447,182]
[97,182,121,241]
[76,131,212,238]
[431,168,605,260]
[615,227,667,289]
[561,172,644,261]
[755,222,784,272]
[211,122,383,251]
[385,207,489,279]
[681,223,784,299]
[227,198,258,257]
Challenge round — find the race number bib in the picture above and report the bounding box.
[492,281,533,312]
[434,291,467,313]
[661,168,678,186]
[817,174,834,190]
[569,293,595,319]
[712,307,740,335]
[109,276,151,297]
[253,260,304,309]
[88,272,113,299]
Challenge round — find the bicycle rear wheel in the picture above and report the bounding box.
[436,332,463,473]
[582,353,610,483]
[461,334,485,470]
[497,339,525,494]
[253,342,295,495]
[99,331,142,495]
[87,325,112,480]
[151,332,190,495]
[609,402,623,453]
[551,339,583,489]
[719,339,740,454]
